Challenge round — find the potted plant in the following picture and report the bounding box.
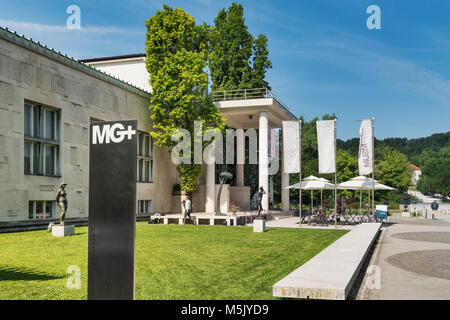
[230,201,240,217]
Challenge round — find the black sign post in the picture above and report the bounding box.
[88,120,137,300]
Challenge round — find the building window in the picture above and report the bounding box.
[138,200,152,214]
[24,103,60,176]
[28,201,56,220]
[137,132,153,183]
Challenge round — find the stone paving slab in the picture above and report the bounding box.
[273,223,381,300]
[357,222,450,300]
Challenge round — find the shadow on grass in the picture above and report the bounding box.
[0,266,64,281]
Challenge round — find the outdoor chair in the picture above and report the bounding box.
[341,213,351,225]
[347,209,358,224]
[312,211,328,225]
[245,215,254,224]
[301,214,311,224]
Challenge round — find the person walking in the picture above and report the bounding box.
[431,200,439,220]
[185,195,192,220]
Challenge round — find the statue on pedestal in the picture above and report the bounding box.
[257,186,266,217]
[56,182,68,225]
[400,193,410,212]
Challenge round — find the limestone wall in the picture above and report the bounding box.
[0,37,177,222]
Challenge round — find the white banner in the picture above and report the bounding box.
[316,120,336,174]
[282,121,300,173]
[358,119,373,175]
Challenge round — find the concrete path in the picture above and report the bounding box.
[357,216,450,300]
[273,223,381,300]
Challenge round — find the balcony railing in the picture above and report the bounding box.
[211,87,296,119]
[211,87,271,102]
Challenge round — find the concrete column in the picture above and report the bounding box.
[236,129,244,187]
[205,146,215,213]
[281,142,290,211]
[259,111,269,212]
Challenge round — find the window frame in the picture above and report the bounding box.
[137,131,153,183]
[24,102,60,177]
[28,200,56,220]
[137,200,152,215]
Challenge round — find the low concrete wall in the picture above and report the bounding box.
[0,214,151,233]
[0,218,88,233]
[230,186,250,211]
[273,223,381,300]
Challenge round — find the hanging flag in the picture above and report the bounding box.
[358,119,373,175]
[282,121,300,173]
[316,120,336,174]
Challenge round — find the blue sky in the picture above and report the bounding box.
[1,0,449,140]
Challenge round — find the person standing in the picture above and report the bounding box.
[431,200,439,220]
[185,195,192,219]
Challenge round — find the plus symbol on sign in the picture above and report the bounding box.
[122,126,136,140]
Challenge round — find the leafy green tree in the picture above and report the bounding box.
[145,5,225,195]
[209,3,253,91]
[209,3,272,91]
[375,146,411,192]
[417,147,450,196]
[245,34,272,90]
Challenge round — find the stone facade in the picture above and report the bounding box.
[0,29,177,222]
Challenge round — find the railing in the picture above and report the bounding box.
[211,87,271,102]
[211,87,296,119]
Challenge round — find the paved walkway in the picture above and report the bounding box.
[357,215,450,300]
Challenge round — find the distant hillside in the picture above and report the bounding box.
[338,131,450,166]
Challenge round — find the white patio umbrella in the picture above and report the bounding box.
[337,176,395,214]
[287,175,335,212]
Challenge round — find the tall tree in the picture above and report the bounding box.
[209,3,272,91]
[209,3,253,91]
[145,5,225,195]
[247,34,272,90]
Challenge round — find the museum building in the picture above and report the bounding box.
[0,27,180,223]
[0,26,297,225]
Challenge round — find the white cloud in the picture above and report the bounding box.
[0,19,142,36]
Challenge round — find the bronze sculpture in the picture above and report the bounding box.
[400,192,410,212]
[257,186,266,217]
[56,182,68,225]
[216,171,233,216]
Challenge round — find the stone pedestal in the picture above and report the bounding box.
[253,218,266,233]
[52,224,75,237]
[401,211,410,218]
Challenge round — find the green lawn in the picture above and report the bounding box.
[0,224,347,300]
